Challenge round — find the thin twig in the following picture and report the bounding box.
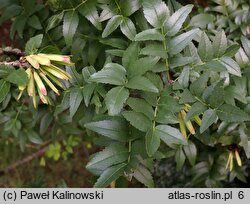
[0,47,25,57]
[0,60,29,68]
[0,145,49,176]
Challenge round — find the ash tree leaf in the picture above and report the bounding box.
[146,128,160,157]
[200,109,217,133]
[10,14,28,39]
[0,65,15,77]
[241,36,250,57]
[84,119,128,142]
[239,125,250,158]
[82,83,96,106]
[119,0,141,16]
[129,56,160,77]
[40,112,53,135]
[63,10,79,46]
[183,140,197,166]
[127,97,154,119]
[69,87,83,118]
[212,30,227,57]
[142,0,170,28]
[133,164,154,188]
[208,81,224,108]
[6,69,28,86]
[219,56,241,77]
[178,66,189,88]
[216,104,250,122]
[170,56,195,68]
[165,5,193,36]
[120,17,136,40]
[122,42,139,68]
[185,102,206,121]
[175,147,186,171]
[105,86,129,116]
[224,44,240,57]
[86,144,129,172]
[27,15,42,30]
[179,89,196,104]
[46,12,64,32]
[190,72,209,97]
[126,76,159,93]
[140,43,167,59]
[0,80,10,103]
[27,130,43,145]
[134,29,164,41]
[25,34,43,54]
[94,163,127,188]
[235,48,249,67]
[0,5,22,25]
[122,111,151,132]
[155,125,187,145]
[102,15,123,38]
[198,32,213,62]
[90,63,127,85]
[78,0,102,30]
[168,29,199,55]
[190,13,215,28]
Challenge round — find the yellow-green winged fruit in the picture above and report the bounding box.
[26,56,40,69]
[31,55,51,66]
[33,71,47,96]
[42,65,70,80]
[27,70,35,96]
[39,71,60,95]
[235,150,242,166]
[178,112,187,139]
[181,110,195,135]
[37,53,74,66]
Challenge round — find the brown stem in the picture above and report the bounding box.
[0,47,25,57]
[0,60,29,68]
[0,145,49,176]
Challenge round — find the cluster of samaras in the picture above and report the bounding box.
[19,54,73,107]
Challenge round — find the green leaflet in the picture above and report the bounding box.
[145,128,160,157]
[185,102,206,121]
[212,30,227,58]
[25,34,43,54]
[133,164,154,188]
[86,143,129,173]
[183,140,197,166]
[127,97,154,119]
[5,69,28,86]
[165,4,193,36]
[102,15,123,38]
[126,76,159,93]
[0,80,10,103]
[134,29,164,41]
[105,86,129,116]
[122,111,151,132]
[84,119,128,142]
[216,104,250,122]
[198,32,213,62]
[128,56,160,77]
[168,29,199,55]
[155,125,187,145]
[63,10,79,46]
[142,0,169,28]
[120,17,137,40]
[94,163,127,188]
[200,109,217,133]
[219,56,241,77]
[90,63,127,85]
